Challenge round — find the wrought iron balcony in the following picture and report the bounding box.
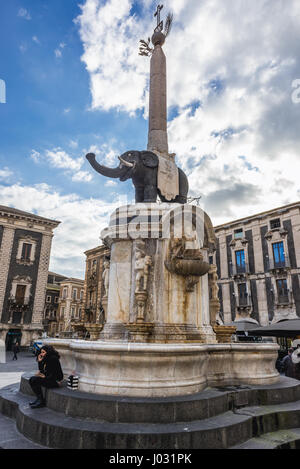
[230,263,249,277]
[268,256,290,271]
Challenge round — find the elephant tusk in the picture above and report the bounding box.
[118,156,135,168]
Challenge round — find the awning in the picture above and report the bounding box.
[227,320,259,332]
[248,319,300,338]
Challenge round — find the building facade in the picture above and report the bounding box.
[57,278,84,333]
[43,272,68,336]
[213,202,300,326]
[0,205,60,349]
[83,245,110,325]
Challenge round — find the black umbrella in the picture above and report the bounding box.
[227,320,259,332]
[248,319,300,338]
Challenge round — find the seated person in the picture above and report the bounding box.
[29,345,63,409]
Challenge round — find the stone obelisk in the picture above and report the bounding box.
[147,32,168,154]
[140,5,171,156]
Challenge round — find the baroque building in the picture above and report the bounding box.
[213,201,300,326]
[0,205,60,349]
[83,245,110,325]
[57,278,84,334]
[43,271,68,337]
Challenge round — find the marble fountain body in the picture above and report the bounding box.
[45,202,279,398]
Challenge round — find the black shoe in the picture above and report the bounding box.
[29,398,40,406]
[30,398,46,409]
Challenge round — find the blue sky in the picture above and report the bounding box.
[1,0,300,278]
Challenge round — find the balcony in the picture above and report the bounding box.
[230,263,249,278]
[268,256,290,272]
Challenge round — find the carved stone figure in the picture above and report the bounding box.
[86,151,188,204]
[165,233,210,292]
[135,250,152,293]
[102,259,110,298]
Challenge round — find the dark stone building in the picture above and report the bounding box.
[213,202,300,326]
[0,205,60,349]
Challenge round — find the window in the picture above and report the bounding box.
[235,250,245,273]
[72,289,77,300]
[276,279,289,304]
[15,285,26,305]
[71,307,75,319]
[21,243,32,261]
[270,218,281,230]
[62,288,67,299]
[80,290,84,300]
[234,228,243,239]
[46,295,51,303]
[238,283,248,306]
[209,256,213,265]
[272,242,285,267]
[54,296,59,303]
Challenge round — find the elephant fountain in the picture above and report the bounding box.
[86,150,189,204]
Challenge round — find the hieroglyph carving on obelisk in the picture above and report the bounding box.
[139,5,173,156]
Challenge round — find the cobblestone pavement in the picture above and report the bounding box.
[0,351,37,389]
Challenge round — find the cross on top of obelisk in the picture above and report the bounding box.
[139,5,173,56]
[154,4,164,33]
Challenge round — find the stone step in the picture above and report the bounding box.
[0,385,252,449]
[231,428,300,449]
[2,383,300,449]
[19,373,300,424]
[2,376,300,449]
[0,413,47,449]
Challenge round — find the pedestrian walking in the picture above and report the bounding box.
[29,345,64,409]
[12,342,20,361]
[282,348,296,378]
[292,347,300,380]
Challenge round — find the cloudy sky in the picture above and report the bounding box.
[1,0,300,278]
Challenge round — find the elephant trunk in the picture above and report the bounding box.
[86,153,126,179]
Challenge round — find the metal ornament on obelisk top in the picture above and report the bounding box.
[46,6,280,398]
[139,4,173,157]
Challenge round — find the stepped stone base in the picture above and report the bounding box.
[1,374,300,449]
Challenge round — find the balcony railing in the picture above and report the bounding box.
[230,263,249,276]
[268,256,290,271]
[8,296,31,306]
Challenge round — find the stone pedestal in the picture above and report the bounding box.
[45,203,280,397]
[85,323,103,341]
[213,325,237,344]
[100,203,217,344]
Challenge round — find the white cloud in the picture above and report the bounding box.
[18,8,31,20]
[69,139,78,149]
[76,0,300,225]
[55,42,66,59]
[19,43,27,53]
[72,171,93,182]
[105,180,117,187]
[0,167,13,181]
[30,148,93,183]
[32,36,40,44]
[45,148,82,172]
[0,182,122,278]
[76,0,150,114]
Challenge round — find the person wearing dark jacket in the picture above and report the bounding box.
[12,342,20,361]
[282,348,295,378]
[29,345,63,408]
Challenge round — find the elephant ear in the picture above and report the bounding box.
[141,151,159,168]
